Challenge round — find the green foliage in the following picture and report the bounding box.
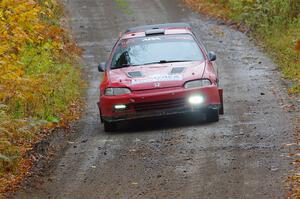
[185,0,300,93]
[114,0,132,15]
[0,0,83,190]
[225,0,300,34]
[230,0,300,91]
[15,41,82,119]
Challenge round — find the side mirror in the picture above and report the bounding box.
[98,62,106,72]
[208,52,217,62]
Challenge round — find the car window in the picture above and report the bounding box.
[110,34,204,69]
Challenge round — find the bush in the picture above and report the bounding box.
[184,0,300,93]
[0,0,83,191]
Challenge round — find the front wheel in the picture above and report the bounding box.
[104,122,117,132]
[206,109,219,122]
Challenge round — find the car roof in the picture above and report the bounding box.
[122,23,193,39]
[126,23,191,33]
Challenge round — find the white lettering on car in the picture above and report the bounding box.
[131,74,182,85]
[142,37,161,42]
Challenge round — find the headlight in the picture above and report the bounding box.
[184,79,211,89]
[104,88,131,96]
[188,95,204,105]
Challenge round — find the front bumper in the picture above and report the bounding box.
[98,86,222,123]
[100,104,220,122]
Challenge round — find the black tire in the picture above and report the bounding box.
[104,122,117,132]
[219,104,224,115]
[206,109,219,122]
[100,110,104,123]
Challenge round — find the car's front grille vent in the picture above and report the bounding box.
[133,98,186,112]
[171,67,185,74]
[128,71,143,78]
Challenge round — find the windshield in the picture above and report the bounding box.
[110,34,204,69]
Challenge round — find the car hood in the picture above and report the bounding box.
[108,61,206,91]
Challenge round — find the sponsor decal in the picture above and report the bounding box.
[131,74,182,85]
[142,37,161,42]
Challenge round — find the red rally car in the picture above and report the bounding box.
[97,23,224,132]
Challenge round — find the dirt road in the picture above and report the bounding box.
[11,0,297,198]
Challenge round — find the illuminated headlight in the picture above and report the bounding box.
[188,95,204,105]
[114,104,127,110]
[184,79,211,89]
[104,88,131,96]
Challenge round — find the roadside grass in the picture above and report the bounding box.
[113,0,132,15]
[184,0,300,197]
[184,0,300,94]
[0,0,83,193]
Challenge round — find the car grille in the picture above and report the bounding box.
[133,98,186,112]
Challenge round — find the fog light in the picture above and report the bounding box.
[114,104,126,110]
[188,95,204,105]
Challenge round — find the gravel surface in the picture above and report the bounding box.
[10,0,298,198]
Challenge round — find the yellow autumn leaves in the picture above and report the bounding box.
[0,0,82,116]
[0,0,83,191]
[1,0,56,102]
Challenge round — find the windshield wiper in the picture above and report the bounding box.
[122,64,134,67]
[113,60,195,69]
[141,60,194,65]
[160,60,194,63]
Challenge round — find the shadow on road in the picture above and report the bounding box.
[109,113,214,134]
